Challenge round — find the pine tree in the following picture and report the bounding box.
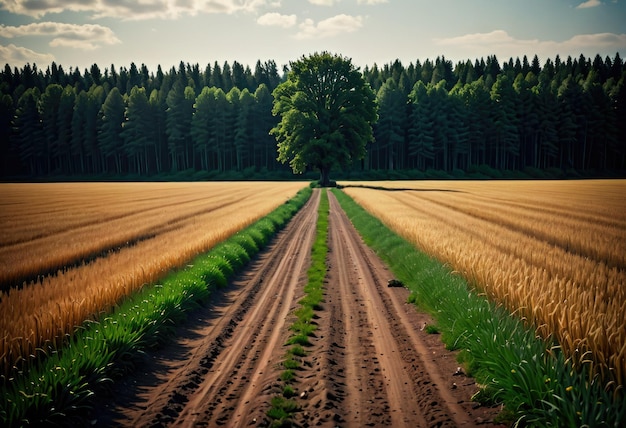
[71,90,88,173]
[253,84,277,170]
[533,79,559,169]
[556,77,580,169]
[98,87,126,173]
[39,83,63,173]
[375,78,406,170]
[165,81,194,171]
[56,85,75,173]
[447,89,470,171]
[14,88,43,175]
[235,88,256,171]
[191,86,213,171]
[513,72,540,169]
[428,81,451,170]
[149,88,167,173]
[122,86,152,174]
[226,87,241,170]
[408,81,435,170]
[490,74,519,169]
[0,93,15,175]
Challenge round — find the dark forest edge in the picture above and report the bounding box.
[3,165,623,184]
[1,52,625,180]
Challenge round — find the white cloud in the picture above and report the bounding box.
[295,14,363,39]
[357,0,388,4]
[308,0,338,5]
[565,32,626,48]
[257,12,296,28]
[434,29,626,61]
[0,43,55,66]
[435,30,521,47]
[0,0,273,20]
[576,0,602,9]
[0,22,121,50]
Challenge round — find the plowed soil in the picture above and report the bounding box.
[91,189,505,427]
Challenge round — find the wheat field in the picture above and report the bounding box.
[0,181,307,374]
[342,180,626,387]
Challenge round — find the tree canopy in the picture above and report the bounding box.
[271,52,378,186]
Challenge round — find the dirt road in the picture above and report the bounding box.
[92,189,503,427]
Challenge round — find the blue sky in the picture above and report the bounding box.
[0,0,625,73]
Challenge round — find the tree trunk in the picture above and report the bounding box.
[319,166,331,187]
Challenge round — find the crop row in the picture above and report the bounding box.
[0,182,307,376]
[332,188,625,426]
[342,180,626,390]
[0,187,312,427]
[267,188,329,426]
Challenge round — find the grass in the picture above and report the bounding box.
[267,396,299,427]
[0,187,312,428]
[332,188,626,427]
[424,324,439,334]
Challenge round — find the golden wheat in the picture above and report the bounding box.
[0,182,307,374]
[342,180,626,387]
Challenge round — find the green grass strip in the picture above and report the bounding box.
[267,189,329,427]
[332,188,625,427]
[0,187,312,428]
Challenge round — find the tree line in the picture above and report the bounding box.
[1,53,624,178]
[0,60,284,177]
[366,54,625,175]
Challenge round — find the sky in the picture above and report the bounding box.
[0,0,625,74]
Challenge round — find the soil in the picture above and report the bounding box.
[90,189,506,427]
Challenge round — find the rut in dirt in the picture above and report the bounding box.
[92,188,502,428]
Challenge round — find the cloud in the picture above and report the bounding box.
[357,0,388,4]
[308,0,337,5]
[0,0,103,19]
[435,30,521,47]
[576,0,602,8]
[0,22,121,50]
[566,32,626,48]
[295,14,363,39]
[0,0,273,19]
[0,43,55,66]
[434,29,626,61]
[257,12,296,28]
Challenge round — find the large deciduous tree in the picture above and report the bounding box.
[271,52,377,186]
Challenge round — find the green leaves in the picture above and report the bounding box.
[271,52,377,186]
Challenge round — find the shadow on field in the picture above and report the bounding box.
[339,184,466,193]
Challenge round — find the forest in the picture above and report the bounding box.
[0,53,625,179]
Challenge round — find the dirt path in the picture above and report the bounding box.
[92,189,504,427]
